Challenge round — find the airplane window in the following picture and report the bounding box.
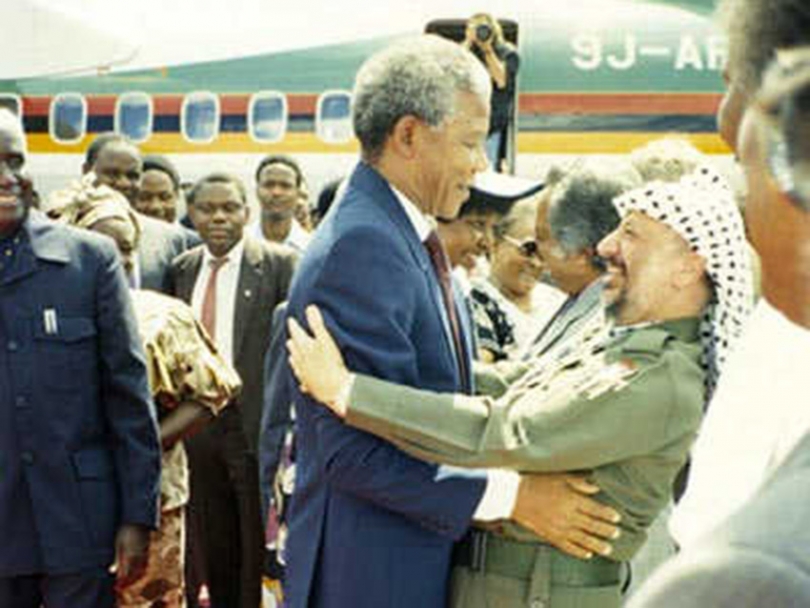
[182,92,220,143]
[0,95,22,118]
[316,90,353,144]
[50,93,87,144]
[116,92,153,143]
[249,92,287,143]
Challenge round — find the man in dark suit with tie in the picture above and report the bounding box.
[169,172,296,608]
[0,110,161,607]
[282,36,619,608]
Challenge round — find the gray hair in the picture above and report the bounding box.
[757,48,810,211]
[0,108,26,155]
[352,35,491,161]
[548,160,642,255]
[718,0,810,95]
[630,137,705,183]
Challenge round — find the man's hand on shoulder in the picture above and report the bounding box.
[511,472,621,560]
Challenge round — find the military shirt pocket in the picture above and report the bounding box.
[33,316,98,390]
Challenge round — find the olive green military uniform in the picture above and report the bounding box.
[344,315,705,608]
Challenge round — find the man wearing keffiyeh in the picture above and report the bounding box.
[281,165,753,608]
[49,183,241,608]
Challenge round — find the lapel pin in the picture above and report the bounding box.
[244,289,252,299]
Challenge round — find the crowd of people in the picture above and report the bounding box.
[2,2,810,607]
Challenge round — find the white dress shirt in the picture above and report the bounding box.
[191,239,246,367]
[670,299,810,548]
[248,217,311,254]
[388,185,519,521]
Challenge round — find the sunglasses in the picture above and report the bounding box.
[503,235,539,258]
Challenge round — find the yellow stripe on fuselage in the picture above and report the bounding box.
[516,132,731,154]
[25,132,731,155]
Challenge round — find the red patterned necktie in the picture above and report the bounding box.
[200,256,228,340]
[424,230,469,390]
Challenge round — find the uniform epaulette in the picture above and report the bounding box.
[618,328,671,355]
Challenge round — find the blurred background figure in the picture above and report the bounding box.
[136,154,182,224]
[293,179,314,233]
[462,13,519,172]
[630,137,704,183]
[436,189,504,277]
[523,160,640,360]
[470,196,565,362]
[311,177,342,229]
[47,134,190,293]
[251,154,311,253]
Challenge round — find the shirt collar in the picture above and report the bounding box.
[390,185,434,242]
[202,237,245,268]
[609,316,701,343]
[247,218,309,253]
[286,219,311,252]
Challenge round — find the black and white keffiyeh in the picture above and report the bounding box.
[613,165,755,399]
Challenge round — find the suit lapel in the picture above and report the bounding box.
[232,238,263,364]
[175,250,203,304]
[453,279,475,391]
[349,163,465,386]
[351,163,459,367]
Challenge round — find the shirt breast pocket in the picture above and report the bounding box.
[33,316,99,391]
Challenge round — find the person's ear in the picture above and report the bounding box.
[673,251,707,290]
[388,115,423,161]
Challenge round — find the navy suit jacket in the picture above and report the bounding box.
[0,212,161,576]
[630,430,810,607]
[283,162,487,608]
[259,301,292,521]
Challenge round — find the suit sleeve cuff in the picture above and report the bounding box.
[473,469,520,521]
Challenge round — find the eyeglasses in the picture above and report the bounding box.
[502,235,539,258]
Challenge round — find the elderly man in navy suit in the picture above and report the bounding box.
[0,110,161,607]
[282,36,618,608]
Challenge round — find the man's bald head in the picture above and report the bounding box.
[92,140,142,205]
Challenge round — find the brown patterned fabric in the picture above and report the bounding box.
[115,291,241,606]
[131,290,241,510]
[117,507,186,608]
